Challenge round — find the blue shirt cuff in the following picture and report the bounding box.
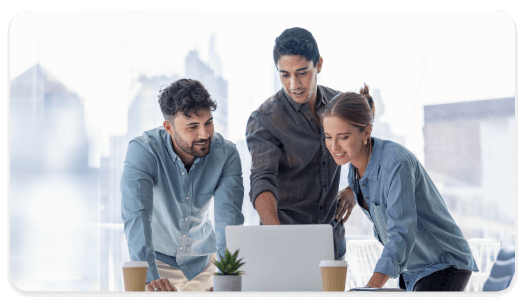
[374,256,401,278]
[146,264,161,284]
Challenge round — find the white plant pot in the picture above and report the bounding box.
[214,275,242,291]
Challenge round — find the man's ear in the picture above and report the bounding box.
[163,120,174,136]
[316,56,323,74]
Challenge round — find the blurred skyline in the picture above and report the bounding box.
[8,10,516,169]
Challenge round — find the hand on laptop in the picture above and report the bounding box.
[335,187,356,223]
[205,286,213,292]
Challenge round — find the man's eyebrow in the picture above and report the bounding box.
[186,117,213,126]
[279,67,309,73]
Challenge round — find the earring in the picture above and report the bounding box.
[363,139,367,145]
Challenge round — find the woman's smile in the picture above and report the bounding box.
[334,151,347,158]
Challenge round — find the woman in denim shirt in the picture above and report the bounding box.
[322,85,478,291]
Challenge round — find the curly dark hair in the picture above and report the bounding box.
[158,78,217,121]
[273,27,320,67]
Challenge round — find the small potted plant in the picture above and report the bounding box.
[213,248,245,291]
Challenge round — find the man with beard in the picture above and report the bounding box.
[121,79,244,292]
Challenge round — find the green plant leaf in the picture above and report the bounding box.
[214,248,245,275]
[214,260,228,275]
[231,249,239,263]
[234,262,245,271]
[225,250,231,264]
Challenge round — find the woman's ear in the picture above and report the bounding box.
[365,125,372,140]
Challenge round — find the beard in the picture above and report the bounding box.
[172,132,212,158]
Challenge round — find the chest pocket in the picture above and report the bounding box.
[194,193,213,217]
[369,202,389,243]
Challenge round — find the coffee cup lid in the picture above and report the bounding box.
[319,260,348,267]
[122,261,149,268]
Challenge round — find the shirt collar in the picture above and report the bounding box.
[361,137,383,181]
[282,86,327,112]
[161,127,178,161]
[349,137,383,181]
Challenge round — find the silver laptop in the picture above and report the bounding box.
[225,224,334,291]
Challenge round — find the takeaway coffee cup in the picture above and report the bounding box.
[319,260,348,291]
[122,261,149,291]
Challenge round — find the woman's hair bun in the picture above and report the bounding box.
[359,83,375,119]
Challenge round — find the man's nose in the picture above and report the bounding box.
[289,76,301,90]
[198,126,210,139]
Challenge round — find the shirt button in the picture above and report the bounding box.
[179,247,183,250]
[362,184,365,186]
[172,159,175,162]
[186,196,189,200]
[182,172,185,175]
[322,162,325,165]
[185,217,188,221]
[178,256,182,258]
[183,234,187,237]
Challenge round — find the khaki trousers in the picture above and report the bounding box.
[146,254,217,292]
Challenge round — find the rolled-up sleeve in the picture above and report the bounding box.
[121,141,160,283]
[374,160,417,278]
[245,112,282,206]
[213,146,245,259]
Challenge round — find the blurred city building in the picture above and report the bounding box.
[423,98,515,243]
[186,49,228,136]
[370,88,405,145]
[10,64,91,174]
[97,35,233,290]
[10,64,99,290]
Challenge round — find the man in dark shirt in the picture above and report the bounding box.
[245,27,356,260]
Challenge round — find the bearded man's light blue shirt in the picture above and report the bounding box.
[347,137,478,291]
[121,127,244,283]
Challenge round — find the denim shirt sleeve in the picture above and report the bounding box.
[245,113,282,205]
[374,160,418,278]
[213,146,245,260]
[121,141,160,283]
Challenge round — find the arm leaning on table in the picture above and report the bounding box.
[205,145,245,293]
[121,141,167,288]
[213,145,245,260]
[368,160,418,287]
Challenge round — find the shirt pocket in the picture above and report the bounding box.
[194,193,213,217]
[369,202,389,242]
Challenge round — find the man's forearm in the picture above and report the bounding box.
[254,191,280,225]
